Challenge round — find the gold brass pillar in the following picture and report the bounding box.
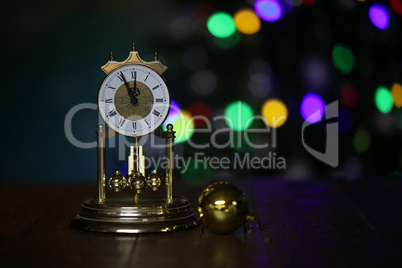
[97,124,106,204]
[165,124,174,203]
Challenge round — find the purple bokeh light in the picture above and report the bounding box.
[369,4,389,30]
[301,55,331,92]
[254,0,283,22]
[300,93,325,124]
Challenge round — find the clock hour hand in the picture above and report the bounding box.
[133,72,140,97]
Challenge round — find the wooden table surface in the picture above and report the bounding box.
[1,178,402,267]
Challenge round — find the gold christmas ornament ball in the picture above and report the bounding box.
[197,182,250,234]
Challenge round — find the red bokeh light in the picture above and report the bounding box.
[301,0,317,6]
[340,84,359,109]
[192,3,215,23]
[188,102,212,128]
[390,0,402,15]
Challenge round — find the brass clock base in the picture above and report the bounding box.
[71,195,200,233]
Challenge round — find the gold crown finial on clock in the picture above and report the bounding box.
[101,43,167,75]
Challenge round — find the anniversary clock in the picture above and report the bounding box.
[71,43,199,233]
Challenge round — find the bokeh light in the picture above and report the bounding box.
[301,0,316,6]
[332,45,355,73]
[192,3,215,23]
[369,4,389,30]
[338,108,353,132]
[280,0,294,13]
[353,128,371,153]
[301,55,331,92]
[233,9,261,35]
[212,31,241,49]
[375,86,393,114]
[188,102,212,128]
[164,110,194,143]
[225,101,254,131]
[261,99,288,128]
[254,0,283,22]
[393,108,402,129]
[300,93,325,123]
[163,100,180,126]
[390,0,402,15]
[372,112,394,133]
[391,83,402,107]
[207,12,236,38]
[340,84,359,108]
[191,70,217,95]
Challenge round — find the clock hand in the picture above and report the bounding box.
[133,72,140,97]
[120,72,132,96]
[120,72,138,104]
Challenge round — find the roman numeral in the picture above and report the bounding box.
[152,85,159,90]
[109,110,117,117]
[131,71,136,79]
[144,74,149,82]
[119,118,125,127]
[132,122,137,129]
[144,118,150,127]
[106,84,115,90]
[105,98,113,103]
[118,75,124,83]
[155,98,163,103]
[153,110,160,117]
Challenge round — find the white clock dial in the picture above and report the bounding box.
[98,64,170,137]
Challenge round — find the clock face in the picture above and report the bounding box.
[98,64,170,137]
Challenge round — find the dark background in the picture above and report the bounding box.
[1,0,401,184]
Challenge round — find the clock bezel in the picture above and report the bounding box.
[97,63,171,137]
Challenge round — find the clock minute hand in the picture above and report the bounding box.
[120,72,132,96]
[120,72,138,104]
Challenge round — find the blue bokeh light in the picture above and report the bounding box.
[254,0,283,22]
[369,4,389,30]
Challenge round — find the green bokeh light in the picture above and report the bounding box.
[181,158,211,185]
[213,31,241,49]
[393,108,402,129]
[353,128,371,153]
[207,12,236,38]
[332,45,355,73]
[224,101,254,131]
[375,86,394,114]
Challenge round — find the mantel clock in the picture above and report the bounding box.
[71,43,199,233]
